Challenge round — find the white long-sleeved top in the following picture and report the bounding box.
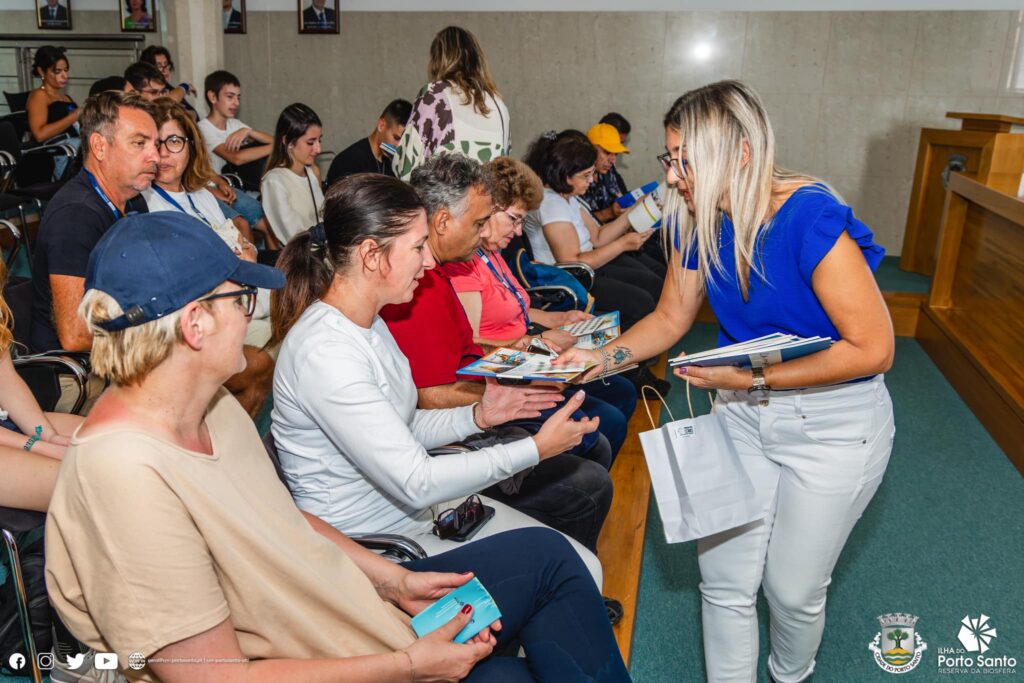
[271,301,539,535]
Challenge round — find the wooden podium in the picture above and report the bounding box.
[900,112,1024,275]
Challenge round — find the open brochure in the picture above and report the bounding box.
[560,311,620,337]
[669,333,834,369]
[574,325,620,350]
[459,347,637,384]
[615,180,660,209]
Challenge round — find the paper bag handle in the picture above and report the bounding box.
[640,384,675,429]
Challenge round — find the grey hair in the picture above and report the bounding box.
[409,152,489,220]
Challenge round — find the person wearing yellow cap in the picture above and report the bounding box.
[582,122,630,223]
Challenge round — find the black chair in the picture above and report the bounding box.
[3,278,89,414]
[501,233,595,312]
[0,120,72,196]
[0,509,47,683]
[0,217,23,270]
[261,431,427,562]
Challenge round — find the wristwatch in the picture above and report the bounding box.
[748,366,771,406]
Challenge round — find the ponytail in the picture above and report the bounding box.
[269,231,334,347]
[523,129,595,194]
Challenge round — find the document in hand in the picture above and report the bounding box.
[615,180,660,209]
[669,333,834,369]
[411,578,502,644]
[574,325,620,350]
[459,348,596,382]
[559,311,620,336]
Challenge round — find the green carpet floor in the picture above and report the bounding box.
[875,256,930,294]
[629,324,1023,682]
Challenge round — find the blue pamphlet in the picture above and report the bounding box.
[411,577,502,644]
[616,180,660,209]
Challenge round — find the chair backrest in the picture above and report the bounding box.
[2,91,29,114]
[0,121,22,161]
[261,430,290,489]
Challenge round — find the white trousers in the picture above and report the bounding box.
[698,376,894,683]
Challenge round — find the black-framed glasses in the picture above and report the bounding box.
[156,134,190,154]
[498,206,526,227]
[197,287,258,318]
[657,151,690,178]
[432,494,485,540]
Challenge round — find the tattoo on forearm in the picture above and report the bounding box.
[610,346,633,366]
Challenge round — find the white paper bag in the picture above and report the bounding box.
[638,386,764,543]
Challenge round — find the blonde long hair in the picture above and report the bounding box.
[662,81,835,299]
[428,26,499,117]
[0,260,12,354]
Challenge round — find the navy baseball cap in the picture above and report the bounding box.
[85,212,285,332]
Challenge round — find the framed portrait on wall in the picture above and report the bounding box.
[37,0,72,30]
[298,0,339,34]
[223,0,246,34]
[120,0,157,32]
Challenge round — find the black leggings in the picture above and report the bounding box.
[592,252,665,329]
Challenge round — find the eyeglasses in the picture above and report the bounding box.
[156,134,190,154]
[141,86,170,97]
[432,494,485,540]
[197,287,258,318]
[657,152,690,178]
[498,207,526,227]
[573,169,596,183]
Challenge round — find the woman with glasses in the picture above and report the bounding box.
[523,130,664,331]
[141,98,274,416]
[445,157,638,461]
[559,80,894,683]
[261,103,325,244]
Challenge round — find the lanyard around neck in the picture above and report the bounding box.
[83,169,121,219]
[477,248,530,327]
[151,184,212,227]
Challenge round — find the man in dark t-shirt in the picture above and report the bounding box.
[325,99,411,187]
[30,91,158,352]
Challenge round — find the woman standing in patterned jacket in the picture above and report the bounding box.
[393,26,510,180]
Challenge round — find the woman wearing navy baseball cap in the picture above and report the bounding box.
[44,210,630,683]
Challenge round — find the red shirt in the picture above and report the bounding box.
[443,251,529,341]
[380,267,484,389]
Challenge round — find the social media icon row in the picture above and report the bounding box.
[7,650,117,671]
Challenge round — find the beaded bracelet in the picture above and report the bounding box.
[23,425,43,452]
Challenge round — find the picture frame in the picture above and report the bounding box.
[222,0,246,35]
[37,0,72,30]
[120,0,157,33]
[297,0,339,35]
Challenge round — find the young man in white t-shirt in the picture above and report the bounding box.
[199,70,279,248]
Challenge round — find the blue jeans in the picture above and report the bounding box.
[217,192,265,226]
[403,528,632,683]
[580,375,637,462]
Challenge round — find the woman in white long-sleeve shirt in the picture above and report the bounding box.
[270,173,603,582]
[260,103,325,245]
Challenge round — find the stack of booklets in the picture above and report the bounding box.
[459,348,597,382]
[669,333,833,369]
[560,311,620,350]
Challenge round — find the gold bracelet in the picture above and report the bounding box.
[397,649,414,683]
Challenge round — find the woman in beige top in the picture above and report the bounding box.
[44,208,631,682]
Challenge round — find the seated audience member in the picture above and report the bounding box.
[445,156,638,460]
[0,260,84,512]
[326,98,411,185]
[393,26,510,180]
[260,103,324,244]
[378,154,615,552]
[581,122,629,223]
[140,45,200,117]
[199,69,278,248]
[29,91,156,358]
[88,75,129,97]
[270,174,607,584]
[46,212,630,683]
[141,98,274,415]
[124,61,170,100]
[523,130,663,330]
[26,45,80,179]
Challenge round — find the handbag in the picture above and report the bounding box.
[638,382,764,543]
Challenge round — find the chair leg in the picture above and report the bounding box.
[1,529,43,683]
